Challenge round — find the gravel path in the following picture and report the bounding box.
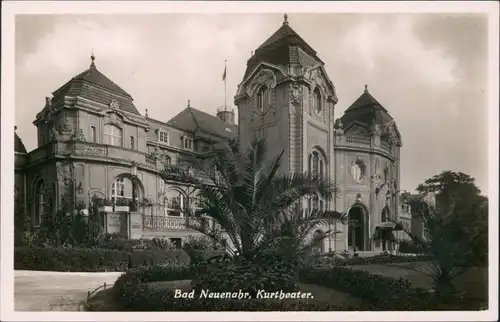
[14,270,123,311]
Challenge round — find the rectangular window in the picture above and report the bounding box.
[159,131,170,145]
[159,180,165,194]
[104,124,123,147]
[130,136,135,149]
[183,138,193,150]
[91,126,97,143]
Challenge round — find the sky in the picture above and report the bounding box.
[14,13,489,194]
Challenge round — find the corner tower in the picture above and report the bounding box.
[234,14,338,178]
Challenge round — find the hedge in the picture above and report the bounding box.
[111,265,359,311]
[14,247,190,272]
[299,266,483,310]
[342,254,432,266]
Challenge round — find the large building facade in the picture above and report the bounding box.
[15,15,418,253]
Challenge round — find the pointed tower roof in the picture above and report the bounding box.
[256,13,317,56]
[243,14,323,79]
[51,54,140,115]
[340,85,393,127]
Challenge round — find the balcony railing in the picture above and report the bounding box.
[41,140,175,170]
[143,216,190,231]
[142,215,221,232]
[346,136,371,146]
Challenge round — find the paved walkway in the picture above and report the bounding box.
[15,270,123,311]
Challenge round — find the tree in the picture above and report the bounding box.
[416,170,481,202]
[395,171,488,295]
[417,170,488,265]
[160,137,341,260]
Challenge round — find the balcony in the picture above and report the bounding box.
[27,140,174,170]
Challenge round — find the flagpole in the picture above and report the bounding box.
[224,60,227,111]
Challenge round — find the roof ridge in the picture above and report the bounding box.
[186,106,201,132]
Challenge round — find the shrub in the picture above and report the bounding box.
[15,247,190,272]
[15,247,130,272]
[398,240,426,254]
[113,264,193,309]
[192,253,299,298]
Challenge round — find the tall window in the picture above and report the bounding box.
[34,179,45,226]
[257,85,270,112]
[91,126,97,143]
[159,131,170,145]
[383,167,389,183]
[308,150,324,179]
[313,88,322,114]
[130,136,135,149]
[159,180,165,195]
[104,124,123,147]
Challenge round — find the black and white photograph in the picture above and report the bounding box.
[1,1,498,321]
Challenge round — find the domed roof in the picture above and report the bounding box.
[50,54,140,115]
[340,85,393,127]
[340,85,402,146]
[14,130,27,154]
[243,14,324,80]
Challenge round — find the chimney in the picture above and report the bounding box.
[45,97,52,108]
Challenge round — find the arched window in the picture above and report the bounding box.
[34,178,45,226]
[312,88,322,114]
[383,167,389,183]
[164,189,185,217]
[257,85,270,112]
[308,150,324,179]
[111,176,141,204]
[104,124,123,147]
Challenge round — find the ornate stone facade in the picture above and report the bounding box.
[15,15,425,253]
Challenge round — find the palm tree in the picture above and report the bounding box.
[160,137,341,260]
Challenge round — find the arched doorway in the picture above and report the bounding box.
[312,230,325,254]
[347,205,368,251]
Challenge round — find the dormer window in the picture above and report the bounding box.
[159,130,170,145]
